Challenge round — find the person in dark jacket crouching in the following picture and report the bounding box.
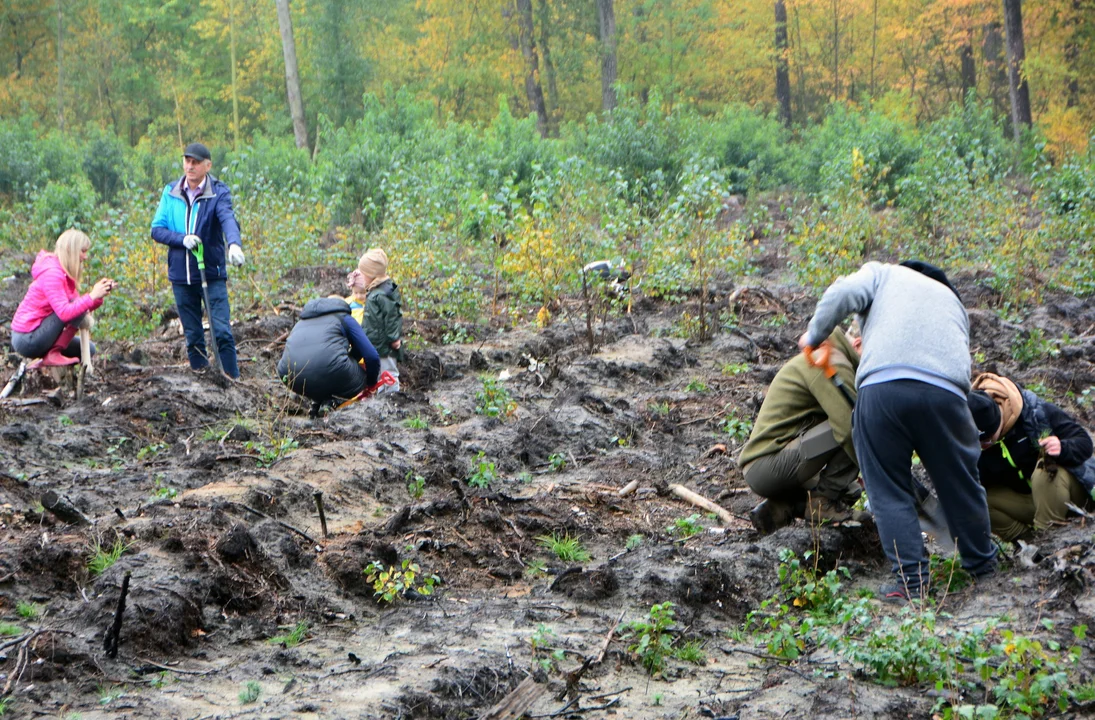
[968,373,1095,541]
[278,298,380,415]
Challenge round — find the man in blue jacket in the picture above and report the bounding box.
[151,142,244,378]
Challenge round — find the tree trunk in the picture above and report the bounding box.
[537,0,558,135]
[774,1,791,127]
[597,0,617,112]
[869,0,878,98]
[56,0,63,131]
[960,38,976,97]
[275,0,309,149]
[515,0,548,137]
[229,0,240,150]
[1065,0,1081,108]
[831,0,839,100]
[983,21,1009,118]
[1002,0,1032,138]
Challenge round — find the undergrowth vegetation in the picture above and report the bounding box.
[1,94,1091,347]
[734,549,1092,718]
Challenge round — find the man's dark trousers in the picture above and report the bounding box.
[854,379,996,591]
[173,279,239,378]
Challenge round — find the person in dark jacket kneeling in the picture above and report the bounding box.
[278,298,380,416]
[968,372,1095,541]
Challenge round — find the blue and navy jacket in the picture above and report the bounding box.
[150,175,242,285]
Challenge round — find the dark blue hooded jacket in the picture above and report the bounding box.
[150,175,241,285]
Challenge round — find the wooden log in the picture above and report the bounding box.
[668,483,735,527]
[478,676,547,720]
[41,490,91,526]
[0,360,27,399]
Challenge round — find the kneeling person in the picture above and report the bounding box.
[739,327,862,534]
[278,298,380,413]
[968,373,1095,541]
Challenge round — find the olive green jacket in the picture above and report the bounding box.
[363,280,405,361]
[738,328,859,468]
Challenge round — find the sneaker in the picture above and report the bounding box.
[750,499,797,535]
[878,581,924,604]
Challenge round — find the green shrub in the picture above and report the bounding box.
[82,129,127,203]
[796,103,919,203]
[32,177,98,239]
[622,602,678,675]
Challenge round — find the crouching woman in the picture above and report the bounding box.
[11,229,115,366]
[968,372,1095,541]
[277,298,380,415]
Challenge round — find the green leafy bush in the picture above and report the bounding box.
[32,177,98,239]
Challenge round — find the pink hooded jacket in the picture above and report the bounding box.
[11,251,103,333]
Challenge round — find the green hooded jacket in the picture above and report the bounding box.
[738,328,860,468]
[363,279,405,361]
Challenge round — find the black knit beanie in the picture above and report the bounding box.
[900,260,962,301]
[967,390,1001,438]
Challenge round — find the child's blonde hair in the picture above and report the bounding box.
[54,229,91,287]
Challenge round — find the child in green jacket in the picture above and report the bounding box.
[349,247,404,393]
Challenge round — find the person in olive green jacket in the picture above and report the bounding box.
[347,247,404,394]
[738,326,862,534]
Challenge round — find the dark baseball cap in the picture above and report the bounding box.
[183,142,211,161]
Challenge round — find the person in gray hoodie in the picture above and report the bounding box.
[799,260,996,600]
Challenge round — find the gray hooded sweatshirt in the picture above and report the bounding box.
[805,262,971,397]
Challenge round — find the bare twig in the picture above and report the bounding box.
[596,610,627,664]
[135,657,217,676]
[320,663,392,681]
[231,502,317,544]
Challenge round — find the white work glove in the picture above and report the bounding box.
[228,245,245,267]
[183,235,201,251]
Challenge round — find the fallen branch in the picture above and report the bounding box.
[0,360,27,399]
[669,483,735,526]
[320,663,392,681]
[135,657,217,676]
[1,629,43,696]
[555,657,592,702]
[479,675,548,720]
[41,490,92,526]
[231,502,317,545]
[596,610,627,664]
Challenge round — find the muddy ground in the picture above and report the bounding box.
[2,251,1095,719]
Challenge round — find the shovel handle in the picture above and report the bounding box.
[803,341,838,380]
[190,241,206,271]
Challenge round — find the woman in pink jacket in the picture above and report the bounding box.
[11,229,116,367]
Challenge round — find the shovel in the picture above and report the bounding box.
[803,341,955,552]
[75,328,93,400]
[190,242,228,383]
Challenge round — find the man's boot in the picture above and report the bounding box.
[804,495,854,526]
[750,499,798,535]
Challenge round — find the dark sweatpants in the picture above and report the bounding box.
[854,380,997,591]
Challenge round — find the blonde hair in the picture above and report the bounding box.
[54,229,91,287]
